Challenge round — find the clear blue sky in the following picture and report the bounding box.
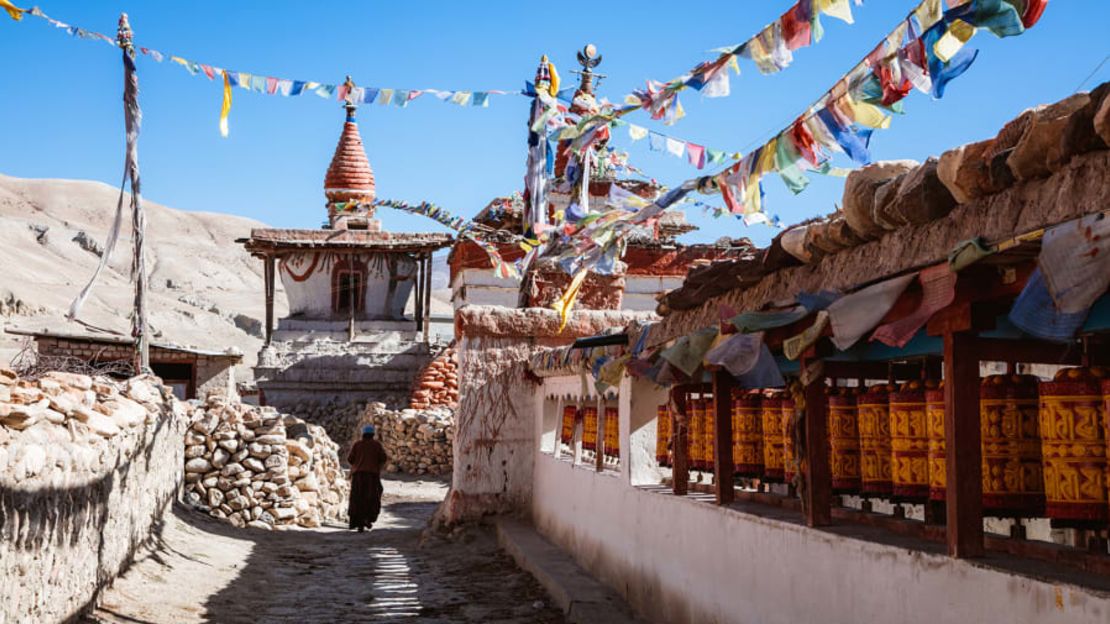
[2,1,1107,246]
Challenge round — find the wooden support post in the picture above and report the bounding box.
[712,370,736,505]
[553,396,564,459]
[572,406,583,466]
[414,255,424,332]
[671,388,689,496]
[263,256,275,345]
[801,358,832,527]
[423,252,433,344]
[943,331,985,558]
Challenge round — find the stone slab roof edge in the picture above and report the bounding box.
[5,327,244,359]
[650,149,1110,348]
[455,305,657,339]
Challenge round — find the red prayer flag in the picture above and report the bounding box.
[780,4,812,51]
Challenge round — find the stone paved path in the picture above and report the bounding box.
[84,477,565,623]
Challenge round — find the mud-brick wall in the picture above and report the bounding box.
[0,371,190,623]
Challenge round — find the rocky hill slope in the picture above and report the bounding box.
[0,173,285,372]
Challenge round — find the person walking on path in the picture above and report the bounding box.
[347,424,388,532]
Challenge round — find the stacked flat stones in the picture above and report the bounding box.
[182,397,349,530]
[0,369,186,482]
[358,403,454,475]
[409,346,459,410]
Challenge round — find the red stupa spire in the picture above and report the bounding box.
[324,80,376,205]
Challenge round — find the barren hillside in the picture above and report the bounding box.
[0,174,456,377]
[0,173,284,373]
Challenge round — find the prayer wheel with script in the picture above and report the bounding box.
[582,405,598,452]
[689,399,705,471]
[925,384,946,502]
[656,404,671,467]
[604,406,619,459]
[782,396,798,484]
[700,398,716,472]
[980,375,1045,517]
[858,385,893,497]
[761,393,785,482]
[828,388,861,494]
[733,392,764,477]
[1039,368,1108,523]
[889,382,930,502]
[560,405,577,447]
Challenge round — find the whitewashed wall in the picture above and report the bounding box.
[278,253,415,319]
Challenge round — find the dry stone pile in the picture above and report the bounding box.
[409,345,459,409]
[182,397,348,529]
[358,403,454,475]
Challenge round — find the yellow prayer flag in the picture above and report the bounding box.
[547,61,560,97]
[757,138,777,175]
[914,0,945,31]
[817,0,853,24]
[843,96,891,129]
[219,71,232,138]
[727,55,741,75]
[0,0,24,20]
[933,19,977,63]
[553,270,589,332]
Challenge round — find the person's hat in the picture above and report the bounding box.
[362,424,375,435]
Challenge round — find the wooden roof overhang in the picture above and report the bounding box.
[237,228,453,258]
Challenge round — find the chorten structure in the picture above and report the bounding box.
[240,94,453,409]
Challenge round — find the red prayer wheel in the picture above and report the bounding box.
[560,405,577,446]
[604,406,619,458]
[925,384,946,502]
[656,404,672,467]
[980,375,1045,517]
[782,396,798,484]
[1039,368,1108,523]
[732,392,764,477]
[858,385,893,497]
[761,393,785,482]
[828,388,861,494]
[889,381,930,502]
[582,406,598,452]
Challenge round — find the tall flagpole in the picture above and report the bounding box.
[117,13,149,374]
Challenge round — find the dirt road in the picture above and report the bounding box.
[84,477,564,623]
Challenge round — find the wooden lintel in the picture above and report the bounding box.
[823,361,929,382]
[970,337,1083,366]
[712,370,736,505]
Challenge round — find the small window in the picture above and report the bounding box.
[332,260,367,315]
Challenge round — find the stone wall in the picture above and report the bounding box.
[181,397,348,529]
[0,370,189,623]
[356,403,453,475]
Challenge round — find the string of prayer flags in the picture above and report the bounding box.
[699,0,1046,220]
[617,120,740,170]
[11,5,524,138]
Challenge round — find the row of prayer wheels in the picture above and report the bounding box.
[654,368,1110,523]
[559,405,620,458]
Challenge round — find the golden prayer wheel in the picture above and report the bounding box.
[859,385,893,497]
[1039,368,1108,523]
[828,388,861,494]
[688,398,704,471]
[980,375,1045,517]
[656,404,671,467]
[925,384,946,502]
[700,398,716,472]
[761,393,785,482]
[560,405,577,446]
[733,392,763,477]
[604,406,619,458]
[582,405,598,452]
[889,381,931,502]
[782,397,798,484]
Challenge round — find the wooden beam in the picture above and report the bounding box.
[943,331,985,558]
[263,256,275,345]
[823,361,927,382]
[970,337,1082,366]
[423,253,433,344]
[414,255,424,332]
[712,370,736,505]
[671,387,689,496]
[595,397,606,473]
[801,358,832,527]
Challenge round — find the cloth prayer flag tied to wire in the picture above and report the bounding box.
[7,4,523,138]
